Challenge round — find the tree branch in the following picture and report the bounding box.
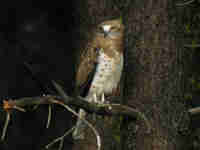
[188,107,200,115]
[1,95,151,132]
[0,81,151,150]
[176,0,195,6]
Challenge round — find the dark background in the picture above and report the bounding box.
[0,0,78,149]
[0,0,200,150]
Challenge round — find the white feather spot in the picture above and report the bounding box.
[103,25,111,32]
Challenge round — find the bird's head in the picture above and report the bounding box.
[97,18,124,39]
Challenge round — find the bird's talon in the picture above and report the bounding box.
[101,93,105,104]
[93,94,98,103]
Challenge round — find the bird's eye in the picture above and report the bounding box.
[97,26,104,33]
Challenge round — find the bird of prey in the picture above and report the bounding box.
[72,18,125,140]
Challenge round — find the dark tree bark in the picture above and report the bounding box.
[73,0,190,150]
[123,0,190,150]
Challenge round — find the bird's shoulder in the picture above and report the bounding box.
[75,33,100,95]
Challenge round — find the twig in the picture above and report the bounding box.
[45,127,75,149]
[1,112,10,141]
[176,0,195,6]
[51,80,70,103]
[3,100,26,112]
[58,139,64,150]
[1,95,151,132]
[0,84,151,146]
[23,62,54,129]
[52,99,101,150]
[51,80,101,150]
[184,44,200,48]
[188,107,200,115]
[1,100,26,141]
[46,105,52,128]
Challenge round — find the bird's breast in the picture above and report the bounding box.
[88,50,123,97]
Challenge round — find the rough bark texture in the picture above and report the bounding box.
[73,0,190,150]
[123,0,190,150]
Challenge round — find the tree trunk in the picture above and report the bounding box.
[123,0,190,150]
[72,0,190,150]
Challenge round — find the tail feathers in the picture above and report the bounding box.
[72,109,87,140]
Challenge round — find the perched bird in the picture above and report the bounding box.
[73,18,125,140]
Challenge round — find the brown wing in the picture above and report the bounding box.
[75,33,100,96]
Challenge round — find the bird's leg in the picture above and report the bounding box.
[100,93,110,105]
[92,93,107,120]
[93,93,98,103]
[101,93,105,104]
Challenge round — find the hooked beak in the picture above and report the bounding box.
[103,31,109,38]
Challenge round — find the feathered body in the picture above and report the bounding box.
[73,19,124,140]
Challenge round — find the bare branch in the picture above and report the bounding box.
[54,100,101,150]
[24,62,54,130]
[1,112,11,141]
[1,94,151,131]
[0,81,151,150]
[46,105,52,128]
[51,80,151,132]
[184,44,200,48]
[176,0,195,6]
[1,95,151,131]
[51,80,101,150]
[45,127,75,149]
[58,138,64,150]
[188,107,200,115]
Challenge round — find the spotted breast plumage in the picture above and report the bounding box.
[73,18,125,140]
